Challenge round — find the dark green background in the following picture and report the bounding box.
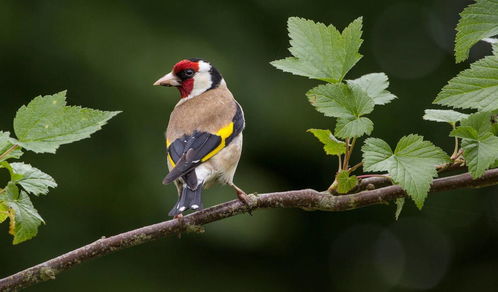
[1,0,498,291]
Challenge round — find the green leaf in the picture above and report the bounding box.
[461,111,493,134]
[451,111,495,138]
[0,202,8,223]
[10,163,57,196]
[450,126,479,140]
[4,181,20,201]
[307,129,346,155]
[362,135,450,209]
[395,198,405,220]
[14,91,121,153]
[454,0,498,62]
[271,17,363,82]
[493,40,498,55]
[307,83,375,118]
[0,161,23,181]
[0,131,23,162]
[423,109,469,124]
[451,112,498,178]
[461,133,498,178]
[346,73,397,105]
[434,55,498,112]
[336,170,358,194]
[4,190,44,244]
[493,122,498,135]
[335,117,374,138]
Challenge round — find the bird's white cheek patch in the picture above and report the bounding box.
[188,72,213,98]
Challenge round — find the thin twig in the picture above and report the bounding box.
[1,168,497,291]
[343,137,356,170]
[342,138,350,170]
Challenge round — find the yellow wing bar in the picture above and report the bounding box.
[166,139,176,167]
[201,122,234,162]
[165,122,234,168]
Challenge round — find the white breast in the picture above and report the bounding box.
[195,133,243,188]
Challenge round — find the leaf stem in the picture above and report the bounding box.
[337,155,343,171]
[0,145,19,162]
[451,136,460,160]
[348,162,363,173]
[450,124,460,160]
[343,137,357,170]
[342,138,350,170]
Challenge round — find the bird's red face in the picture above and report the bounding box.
[154,58,222,99]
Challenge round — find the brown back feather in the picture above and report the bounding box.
[166,84,237,141]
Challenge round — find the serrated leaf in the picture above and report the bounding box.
[450,126,479,140]
[271,17,363,82]
[307,83,375,119]
[13,91,121,153]
[0,131,23,162]
[395,198,405,220]
[451,111,495,138]
[461,133,498,178]
[10,163,57,196]
[335,117,374,138]
[455,0,498,63]
[423,109,469,124]
[362,135,450,209]
[461,111,493,133]
[307,129,346,155]
[4,190,44,244]
[434,55,498,112]
[451,112,498,178]
[336,170,358,194]
[346,73,397,105]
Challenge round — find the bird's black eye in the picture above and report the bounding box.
[184,69,195,77]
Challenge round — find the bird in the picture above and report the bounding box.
[154,58,248,217]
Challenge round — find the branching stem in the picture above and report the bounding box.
[342,137,356,170]
[1,168,497,291]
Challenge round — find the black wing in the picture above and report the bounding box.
[163,131,221,185]
[163,102,245,185]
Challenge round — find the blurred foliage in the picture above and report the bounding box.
[1,0,498,291]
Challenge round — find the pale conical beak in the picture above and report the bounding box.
[153,72,181,87]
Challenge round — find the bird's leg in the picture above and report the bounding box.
[174,213,184,238]
[230,183,253,215]
[231,184,248,204]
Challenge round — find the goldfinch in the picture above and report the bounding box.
[154,58,247,217]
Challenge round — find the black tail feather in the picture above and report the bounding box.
[168,183,204,217]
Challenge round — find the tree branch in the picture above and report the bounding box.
[1,168,498,291]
